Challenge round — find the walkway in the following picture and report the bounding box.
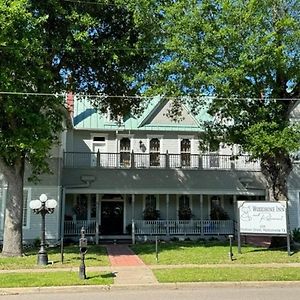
[105,244,158,285]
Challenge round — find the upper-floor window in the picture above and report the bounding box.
[150,138,160,167]
[181,139,191,167]
[120,137,131,167]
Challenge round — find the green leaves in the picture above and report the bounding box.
[244,122,300,159]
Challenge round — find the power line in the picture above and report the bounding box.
[0,91,299,101]
[62,0,117,6]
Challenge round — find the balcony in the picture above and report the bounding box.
[63,151,260,171]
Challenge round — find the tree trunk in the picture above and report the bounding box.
[260,153,292,248]
[260,153,292,202]
[1,158,25,257]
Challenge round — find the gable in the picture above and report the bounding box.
[139,100,201,128]
[72,96,209,131]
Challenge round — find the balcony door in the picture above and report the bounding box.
[120,137,131,167]
[181,139,191,167]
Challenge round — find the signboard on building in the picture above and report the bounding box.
[238,201,287,235]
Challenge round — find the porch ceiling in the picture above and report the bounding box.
[62,169,266,195]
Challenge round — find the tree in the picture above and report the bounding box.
[0,0,156,256]
[143,0,300,202]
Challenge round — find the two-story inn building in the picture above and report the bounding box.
[1,96,300,244]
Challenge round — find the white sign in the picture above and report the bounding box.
[238,201,287,235]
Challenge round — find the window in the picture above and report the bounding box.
[179,195,190,209]
[93,136,105,142]
[150,138,160,166]
[120,137,131,167]
[143,194,159,220]
[90,194,96,219]
[181,139,191,167]
[73,194,88,220]
[210,196,221,209]
[209,143,220,168]
[145,194,157,209]
[178,195,192,220]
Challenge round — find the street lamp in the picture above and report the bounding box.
[29,194,57,265]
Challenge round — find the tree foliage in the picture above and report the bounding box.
[143,0,300,201]
[0,0,157,256]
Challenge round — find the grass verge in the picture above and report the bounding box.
[154,267,300,282]
[131,241,300,265]
[0,245,109,269]
[0,271,114,288]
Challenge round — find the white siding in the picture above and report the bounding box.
[288,190,300,230]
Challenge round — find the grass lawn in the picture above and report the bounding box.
[130,241,300,265]
[0,245,109,270]
[154,267,300,282]
[0,271,113,288]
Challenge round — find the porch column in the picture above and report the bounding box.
[233,195,237,235]
[95,194,100,244]
[131,194,135,244]
[60,187,66,241]
[200,194,204,237]
[166,194,170,237]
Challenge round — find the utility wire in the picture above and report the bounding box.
[63,0,118,6]
[0,91,299,101]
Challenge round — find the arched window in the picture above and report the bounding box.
[150,138,160,166]
[181,139,191,167]
[120,137,130,167]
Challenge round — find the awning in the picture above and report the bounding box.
[63,168,266,195]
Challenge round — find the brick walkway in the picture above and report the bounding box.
[106,244,145,267]
[105,244,158,285]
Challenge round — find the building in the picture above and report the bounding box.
[1,96,300,243]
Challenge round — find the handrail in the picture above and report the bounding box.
[63,151,260,171]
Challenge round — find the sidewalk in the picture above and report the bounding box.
[105,244,159,285]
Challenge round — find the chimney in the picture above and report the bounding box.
[66,92,74,117]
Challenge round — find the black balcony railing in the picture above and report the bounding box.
[63,151,260,170]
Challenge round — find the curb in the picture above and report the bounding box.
[1,281,300,295]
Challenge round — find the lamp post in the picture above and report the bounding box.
[29,194,57,265]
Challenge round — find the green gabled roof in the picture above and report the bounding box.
[73,96,211,131]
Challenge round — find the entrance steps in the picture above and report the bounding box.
[98,235,132,245]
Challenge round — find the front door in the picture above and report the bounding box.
[100,201,124,235]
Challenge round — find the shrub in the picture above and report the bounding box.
[210,206,229,220]
[143,207,160,220]
[178,206,193,220]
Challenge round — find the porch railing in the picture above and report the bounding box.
[64,220,96,236]
[63,220,234,236]
[134,220,234,236]
[63,151,260,171]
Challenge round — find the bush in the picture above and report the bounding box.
[178,206,193,220]
[143,207,160,220]
[210,206,229,220]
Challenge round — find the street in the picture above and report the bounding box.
[1,285,300,300]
